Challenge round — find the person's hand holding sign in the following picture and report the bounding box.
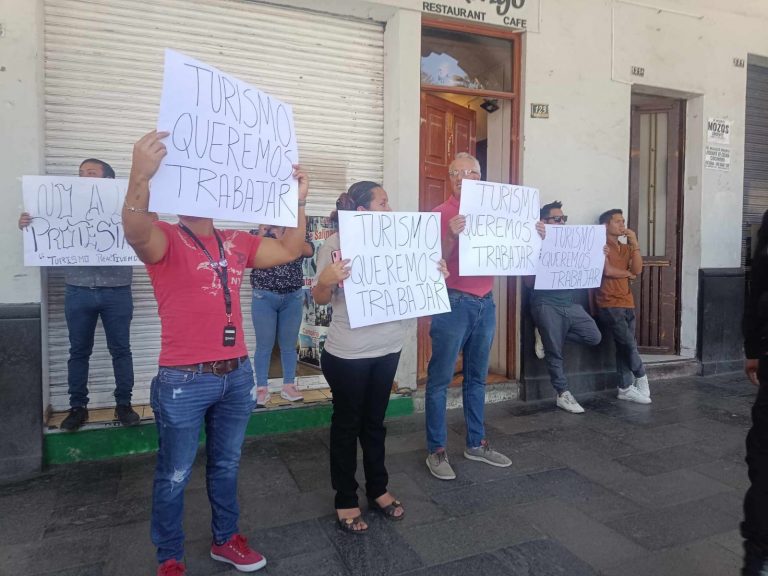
[448,214,466,237]
[437,258,450,280]
[18,212,32,230]
[131,130,170,183]
[293,164,309,205]
[318,256,351,289]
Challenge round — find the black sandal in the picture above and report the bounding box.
[336,515,369,534]
[368,497,405,521]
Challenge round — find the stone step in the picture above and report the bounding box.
[644,358,702,380]
[411,381,520,413]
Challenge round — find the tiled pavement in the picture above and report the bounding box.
[0,372,755,575]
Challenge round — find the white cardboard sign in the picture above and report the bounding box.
[338,211,450,328]
[458,180,541,276]
[151,49,299,225]
[21,176,140,266]
[534,224,606,290]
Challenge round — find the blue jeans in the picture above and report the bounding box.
[64,284,134,407]
[250,288,304,387]
[532,303,602,393]
[150,360,256,563]
[597,307,646,389]
[425,290,495,453]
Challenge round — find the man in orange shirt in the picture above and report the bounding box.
[595,209,651,404]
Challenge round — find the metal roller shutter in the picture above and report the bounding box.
[743,61,768,271]
[44,0,384,410]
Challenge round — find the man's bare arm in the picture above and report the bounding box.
[122,131,169,264]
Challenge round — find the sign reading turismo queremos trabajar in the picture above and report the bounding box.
[420,0,540,32]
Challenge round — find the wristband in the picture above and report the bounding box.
[123,202,149,213]
[298,200,307,207]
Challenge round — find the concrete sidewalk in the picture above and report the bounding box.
[0,371,754,575]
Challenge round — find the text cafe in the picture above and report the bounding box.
[2,0,767,477]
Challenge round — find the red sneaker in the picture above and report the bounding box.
[157,559,186,576]
[210,534,267,572]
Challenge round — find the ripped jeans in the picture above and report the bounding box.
[150,360,256,563]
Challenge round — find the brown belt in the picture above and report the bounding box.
[162,355,248,377]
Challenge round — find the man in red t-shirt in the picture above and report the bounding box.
[122,131,309,576]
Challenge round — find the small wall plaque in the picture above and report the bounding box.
[530,103,549,118]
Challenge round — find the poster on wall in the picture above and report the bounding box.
[458,180,541,276]
[704,145,731,171]
[151,49,299,225]
[707,118,732,145]
[534,225,606,290]
[297,216,337,368]
[21,176,140,266]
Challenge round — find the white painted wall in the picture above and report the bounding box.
[382,8,423,388]
[4,0,768,372]
[0,0,44,304]
[522,0,768,355]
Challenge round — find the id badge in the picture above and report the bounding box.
[223,324,237,346]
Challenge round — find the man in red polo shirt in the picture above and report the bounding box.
[425,152,513,480]
[122,130,308,576]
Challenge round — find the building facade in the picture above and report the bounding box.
[2,0,767,478]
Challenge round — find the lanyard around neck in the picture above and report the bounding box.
[178,222,232,320]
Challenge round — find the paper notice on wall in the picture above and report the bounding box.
[704,145,731,171]
[707,118,731,145]
[21,176,140,266]
[152,49,299,225]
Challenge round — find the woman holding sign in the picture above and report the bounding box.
[313,181,448,534]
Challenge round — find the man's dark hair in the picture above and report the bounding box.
[540,201,562,220]
[80,158,116,179]
[599,208,623,225]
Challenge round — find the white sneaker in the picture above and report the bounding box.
[534,328,546,360]
[618,385,652,404]
[634,375,650,398]
[556,391,585,414]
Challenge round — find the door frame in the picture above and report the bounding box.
[419,17,523,379]
[628,93,686,354]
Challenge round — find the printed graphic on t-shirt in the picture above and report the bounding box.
[176,228,249,298]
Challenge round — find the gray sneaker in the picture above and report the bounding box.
[426,450,456,480]
[464,441,512,467]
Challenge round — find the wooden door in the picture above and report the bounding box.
[417,93,477,381]
[628,95,684,354]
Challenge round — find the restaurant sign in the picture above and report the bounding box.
[421,0,540,32]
